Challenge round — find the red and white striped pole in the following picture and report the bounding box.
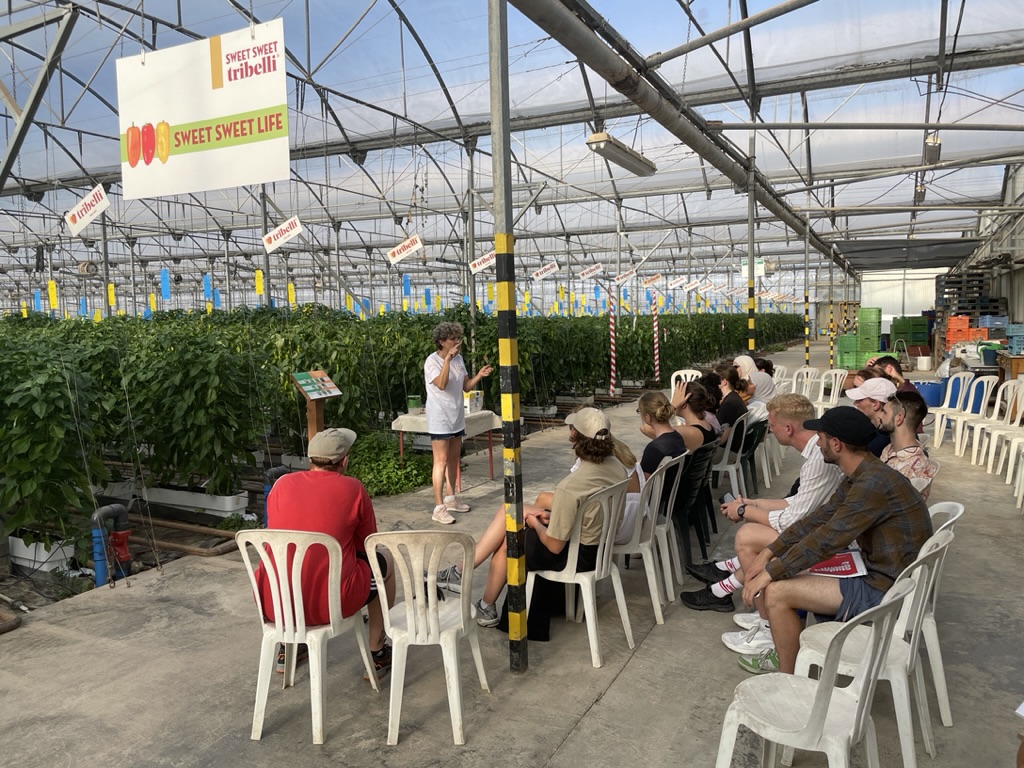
[609,298,617,396]
[652,299,661,383]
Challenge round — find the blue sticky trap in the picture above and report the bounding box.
[203,273,212,300]
[143,307,152,319]
[463,294,470,305]
[79,297,87,316]
[385,302,391,312]
[362,299,371,314]
[424,288,431,307]
[622,288,628,301]
[593,286,600,300]
[646,290,653,304]
[403,274,411,294]
[213,288,221,309]
[33,290,41,311]
[269,297,276,308]
[160,268,171,300]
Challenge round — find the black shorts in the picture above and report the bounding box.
[356,550,389,607]
[524,527,598,573]
[430,430,466,441]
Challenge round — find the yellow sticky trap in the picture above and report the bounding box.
[206,301,213,314]
[20,300,27,317]
[435,295,441,311]
[658,295,664,307]
[287,282,296,306]
[403,298,410,312]
[558,284,565,301]
[107,282,116,307]
[487,282,494,301]
[47,280,58,310]
[346,294,353,311]
[93,309,102,323]
[254,269,264,296]
[524,289,531,303]
[379,304,385,315]
[149,293,157,312]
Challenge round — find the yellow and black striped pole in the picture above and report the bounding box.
[490,0,527,672]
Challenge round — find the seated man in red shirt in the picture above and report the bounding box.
[257,427,395,678]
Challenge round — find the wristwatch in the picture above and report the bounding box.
[736,504,746,519]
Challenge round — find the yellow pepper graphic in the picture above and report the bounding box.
[156,120,171,164]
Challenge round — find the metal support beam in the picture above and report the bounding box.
[647,0,819,68]
[709,121,1023,132]
[507,0,851,276]
[0,7,78,191]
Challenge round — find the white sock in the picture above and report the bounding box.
[720,556,741,573]
[480,599,494,609]
[759,618,770,631]
[711,574,743,598]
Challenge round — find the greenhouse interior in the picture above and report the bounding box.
[1,1,1023,766]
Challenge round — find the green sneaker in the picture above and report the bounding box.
[738,647,779,674]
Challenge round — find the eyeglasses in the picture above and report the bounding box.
[636,407,641,414]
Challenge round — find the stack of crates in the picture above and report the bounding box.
[836,334,859,370]
[945,315,988,350]
[978,315,1008,340]
[890,316,930,349]
[1007,323,1024,354]
[857,307,882,356]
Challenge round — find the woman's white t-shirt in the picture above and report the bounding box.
[424,351,467,434]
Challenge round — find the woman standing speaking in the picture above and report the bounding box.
[424,321,493,524]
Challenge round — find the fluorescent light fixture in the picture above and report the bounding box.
[586,132,657,177]
[924,134,942,164]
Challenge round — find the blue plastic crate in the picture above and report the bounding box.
[978,315,1008,328]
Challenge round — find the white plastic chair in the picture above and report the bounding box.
[972,385,1024,475]
[365,530,489,745]
[235,529,380,745]
[527,477,634,668]
[653,449,693,595]
[670,369,702,389]
[791,366,821,399]
[931,371,974,447]
[810,368,849,417]
[772,364,789,384]
[715,579,914,768]
[787,532,954,768]
[923,502,965,726]
[613,453,685,625]
[951,379,1019,458]
[710,412,750,499]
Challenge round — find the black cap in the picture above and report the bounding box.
[804,405,876,447]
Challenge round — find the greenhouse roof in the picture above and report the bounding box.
[0,0,1022,313]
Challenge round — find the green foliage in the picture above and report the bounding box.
[216,513,261,532]
[346,430,433,497]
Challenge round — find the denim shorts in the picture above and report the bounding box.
[836,576,887,622]
[430,430,465,441]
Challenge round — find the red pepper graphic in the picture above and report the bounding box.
[141,123,155,166]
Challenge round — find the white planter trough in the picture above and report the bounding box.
[8,535,74,574]
[142,487,249,519]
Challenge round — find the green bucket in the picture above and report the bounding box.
[406,395,422,412]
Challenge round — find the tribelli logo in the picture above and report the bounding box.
[227,55,278,83]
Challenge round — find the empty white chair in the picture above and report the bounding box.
[789,532,954,768]
[365,530,489,745]
[923,502,965,726]
[716,579,914,768]
[931,371,974,447]
[810,368,850,417]
[952,379,1019,458]
[527,477,634,668]
[791,366,821,398]
[235,529,380,744]
[613,453,686,624]
[772,364,789,383]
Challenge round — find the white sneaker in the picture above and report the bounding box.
[722,624,774,654]
[733,611,761,630]
[432,504,456,525]
[444,494,471,513]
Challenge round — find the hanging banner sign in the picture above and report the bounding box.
[579,263,603,279]
[642,273,663,288]
[262,215,303,254]
[531,261,560,281]
[116,19,289,200]
[614,268,637,285]
[64,184,110,237]
[387,234,423,266]
[667,275,689,290]
[470,250,496,275]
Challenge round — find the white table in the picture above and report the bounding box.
[391,409,503,486]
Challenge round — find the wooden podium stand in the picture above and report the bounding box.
[289,369,342,443]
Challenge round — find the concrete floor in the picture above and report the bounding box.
[1,340,1022,767]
